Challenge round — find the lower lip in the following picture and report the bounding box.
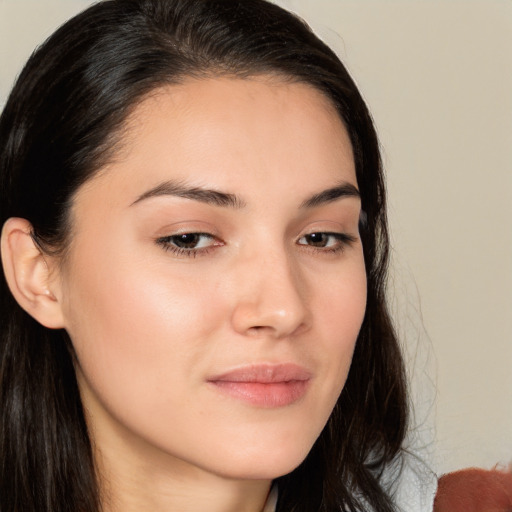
[209,380,309,408]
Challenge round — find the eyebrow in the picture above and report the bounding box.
[130,179,359,209]
[130,180,246,209]
[299,182,360,208]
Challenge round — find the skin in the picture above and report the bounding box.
[8,77,367,511]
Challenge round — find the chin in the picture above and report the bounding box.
[193,405,333,481]
[207,436,315,481]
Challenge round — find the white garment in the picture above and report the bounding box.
[392,452,438,512]
[262,485,278,512]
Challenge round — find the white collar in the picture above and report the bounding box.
[262,485,278,512]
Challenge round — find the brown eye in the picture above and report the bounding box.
[171,233,204,249]
[297,232,357,252]
[302,233,330,247]
[157,232,219,254]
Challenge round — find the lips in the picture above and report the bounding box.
[207,364,312,408]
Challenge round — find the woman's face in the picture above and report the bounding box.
[57,77,366,481]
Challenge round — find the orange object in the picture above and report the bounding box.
[434,467,512,512]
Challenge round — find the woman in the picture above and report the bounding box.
[0,0,428,510]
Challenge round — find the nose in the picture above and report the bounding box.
[230,249,310,339]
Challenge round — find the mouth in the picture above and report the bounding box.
[207,364,312,408]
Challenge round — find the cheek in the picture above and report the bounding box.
[61,238,227,416]
[317,252,367,339]
[313,256,367,390]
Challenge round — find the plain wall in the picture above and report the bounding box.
[1,0,511,476]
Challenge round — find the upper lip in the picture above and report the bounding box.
[208,363,312,383]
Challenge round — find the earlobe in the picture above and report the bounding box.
[1,217,65,329]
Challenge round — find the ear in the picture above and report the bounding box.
[1,217,65,329]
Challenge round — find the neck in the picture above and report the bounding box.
[100,464,272,512]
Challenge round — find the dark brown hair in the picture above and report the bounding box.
[0,1,407,510]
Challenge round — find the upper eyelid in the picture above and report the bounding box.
[299,229,352,236]
[155,223,358,244]
[298,229,357,239]
[297,232,357,242]
[157,232,217,243]
[156,229,355,240]
[154,224,220,242]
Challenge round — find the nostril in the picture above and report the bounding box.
[247,325,271,334]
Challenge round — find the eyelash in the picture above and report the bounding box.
[156,231,357,258]
[297,232,357,254]
[156,233,219,258]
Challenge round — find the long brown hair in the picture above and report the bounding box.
[0,1,407,510]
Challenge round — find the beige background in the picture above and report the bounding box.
[1,0,511,476]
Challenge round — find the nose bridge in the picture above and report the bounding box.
[230,241,310,338]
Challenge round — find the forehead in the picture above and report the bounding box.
[127,76,347,145]
[75,76,356,210]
